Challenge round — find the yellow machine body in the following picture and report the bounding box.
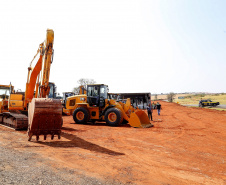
[8,94,24,110]
[65,85,153,128]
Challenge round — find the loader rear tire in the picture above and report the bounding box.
[105,108,122,126]
[73,107,90,124]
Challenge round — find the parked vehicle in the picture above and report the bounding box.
[199,99,220,107]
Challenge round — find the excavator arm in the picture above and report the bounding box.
[40,29,54,98]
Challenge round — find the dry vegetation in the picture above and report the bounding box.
[152,93,226,105]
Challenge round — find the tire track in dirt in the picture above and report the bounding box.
[151,112,186,144]
[185,111,226,146]
[117,111,187,151]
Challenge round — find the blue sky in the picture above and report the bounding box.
[0,0,225,94]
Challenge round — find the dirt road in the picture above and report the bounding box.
[0,101,225,184]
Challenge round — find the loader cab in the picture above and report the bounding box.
[87,84,108,107]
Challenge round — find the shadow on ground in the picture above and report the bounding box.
[35,132,125,156]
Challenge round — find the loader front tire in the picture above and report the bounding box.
[105,108,122,126]
[73,107,90,124]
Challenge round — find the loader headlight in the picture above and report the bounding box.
[80,98,85,101]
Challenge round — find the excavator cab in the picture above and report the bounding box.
[48,82,57,98]
[87,84,108,107]
[0,85,11,100]
[0,85,12,113]
[37,82,57,99]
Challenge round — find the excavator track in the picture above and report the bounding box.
[0,99,62,141]
[0,112,28,130]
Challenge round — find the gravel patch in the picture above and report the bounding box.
[0,145,104,185]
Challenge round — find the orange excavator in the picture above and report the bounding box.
[0,29,62,141]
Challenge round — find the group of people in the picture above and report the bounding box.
[147,102,161,121]
[151,102,158,109]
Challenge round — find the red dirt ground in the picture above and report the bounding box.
[0,101,225,184]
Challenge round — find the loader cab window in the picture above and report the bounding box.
[99,85,108,107]
[93,86,99,96]
[87,86,92,97]
[100,85,108,99]
[87,85,108,107]
[87,86,99,106]
[87,86,100,96]
[87,86,95,97]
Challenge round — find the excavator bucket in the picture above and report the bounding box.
[128,110,154,128]
[27,98,62,141]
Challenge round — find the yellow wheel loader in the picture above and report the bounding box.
[0,29,62,141]
[65,84,153,128]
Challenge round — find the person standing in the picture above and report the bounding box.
[147,104,153,121]
[156,102,161,115]
[152,102,156,109]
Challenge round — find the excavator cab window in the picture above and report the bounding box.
[48,83,57,98]
[0,86,10,99]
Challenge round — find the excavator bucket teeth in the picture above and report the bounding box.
[27,98,62,141]
[128,110,154,128]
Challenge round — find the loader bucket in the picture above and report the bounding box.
[128,110,154,128]
[27,98,62,141]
